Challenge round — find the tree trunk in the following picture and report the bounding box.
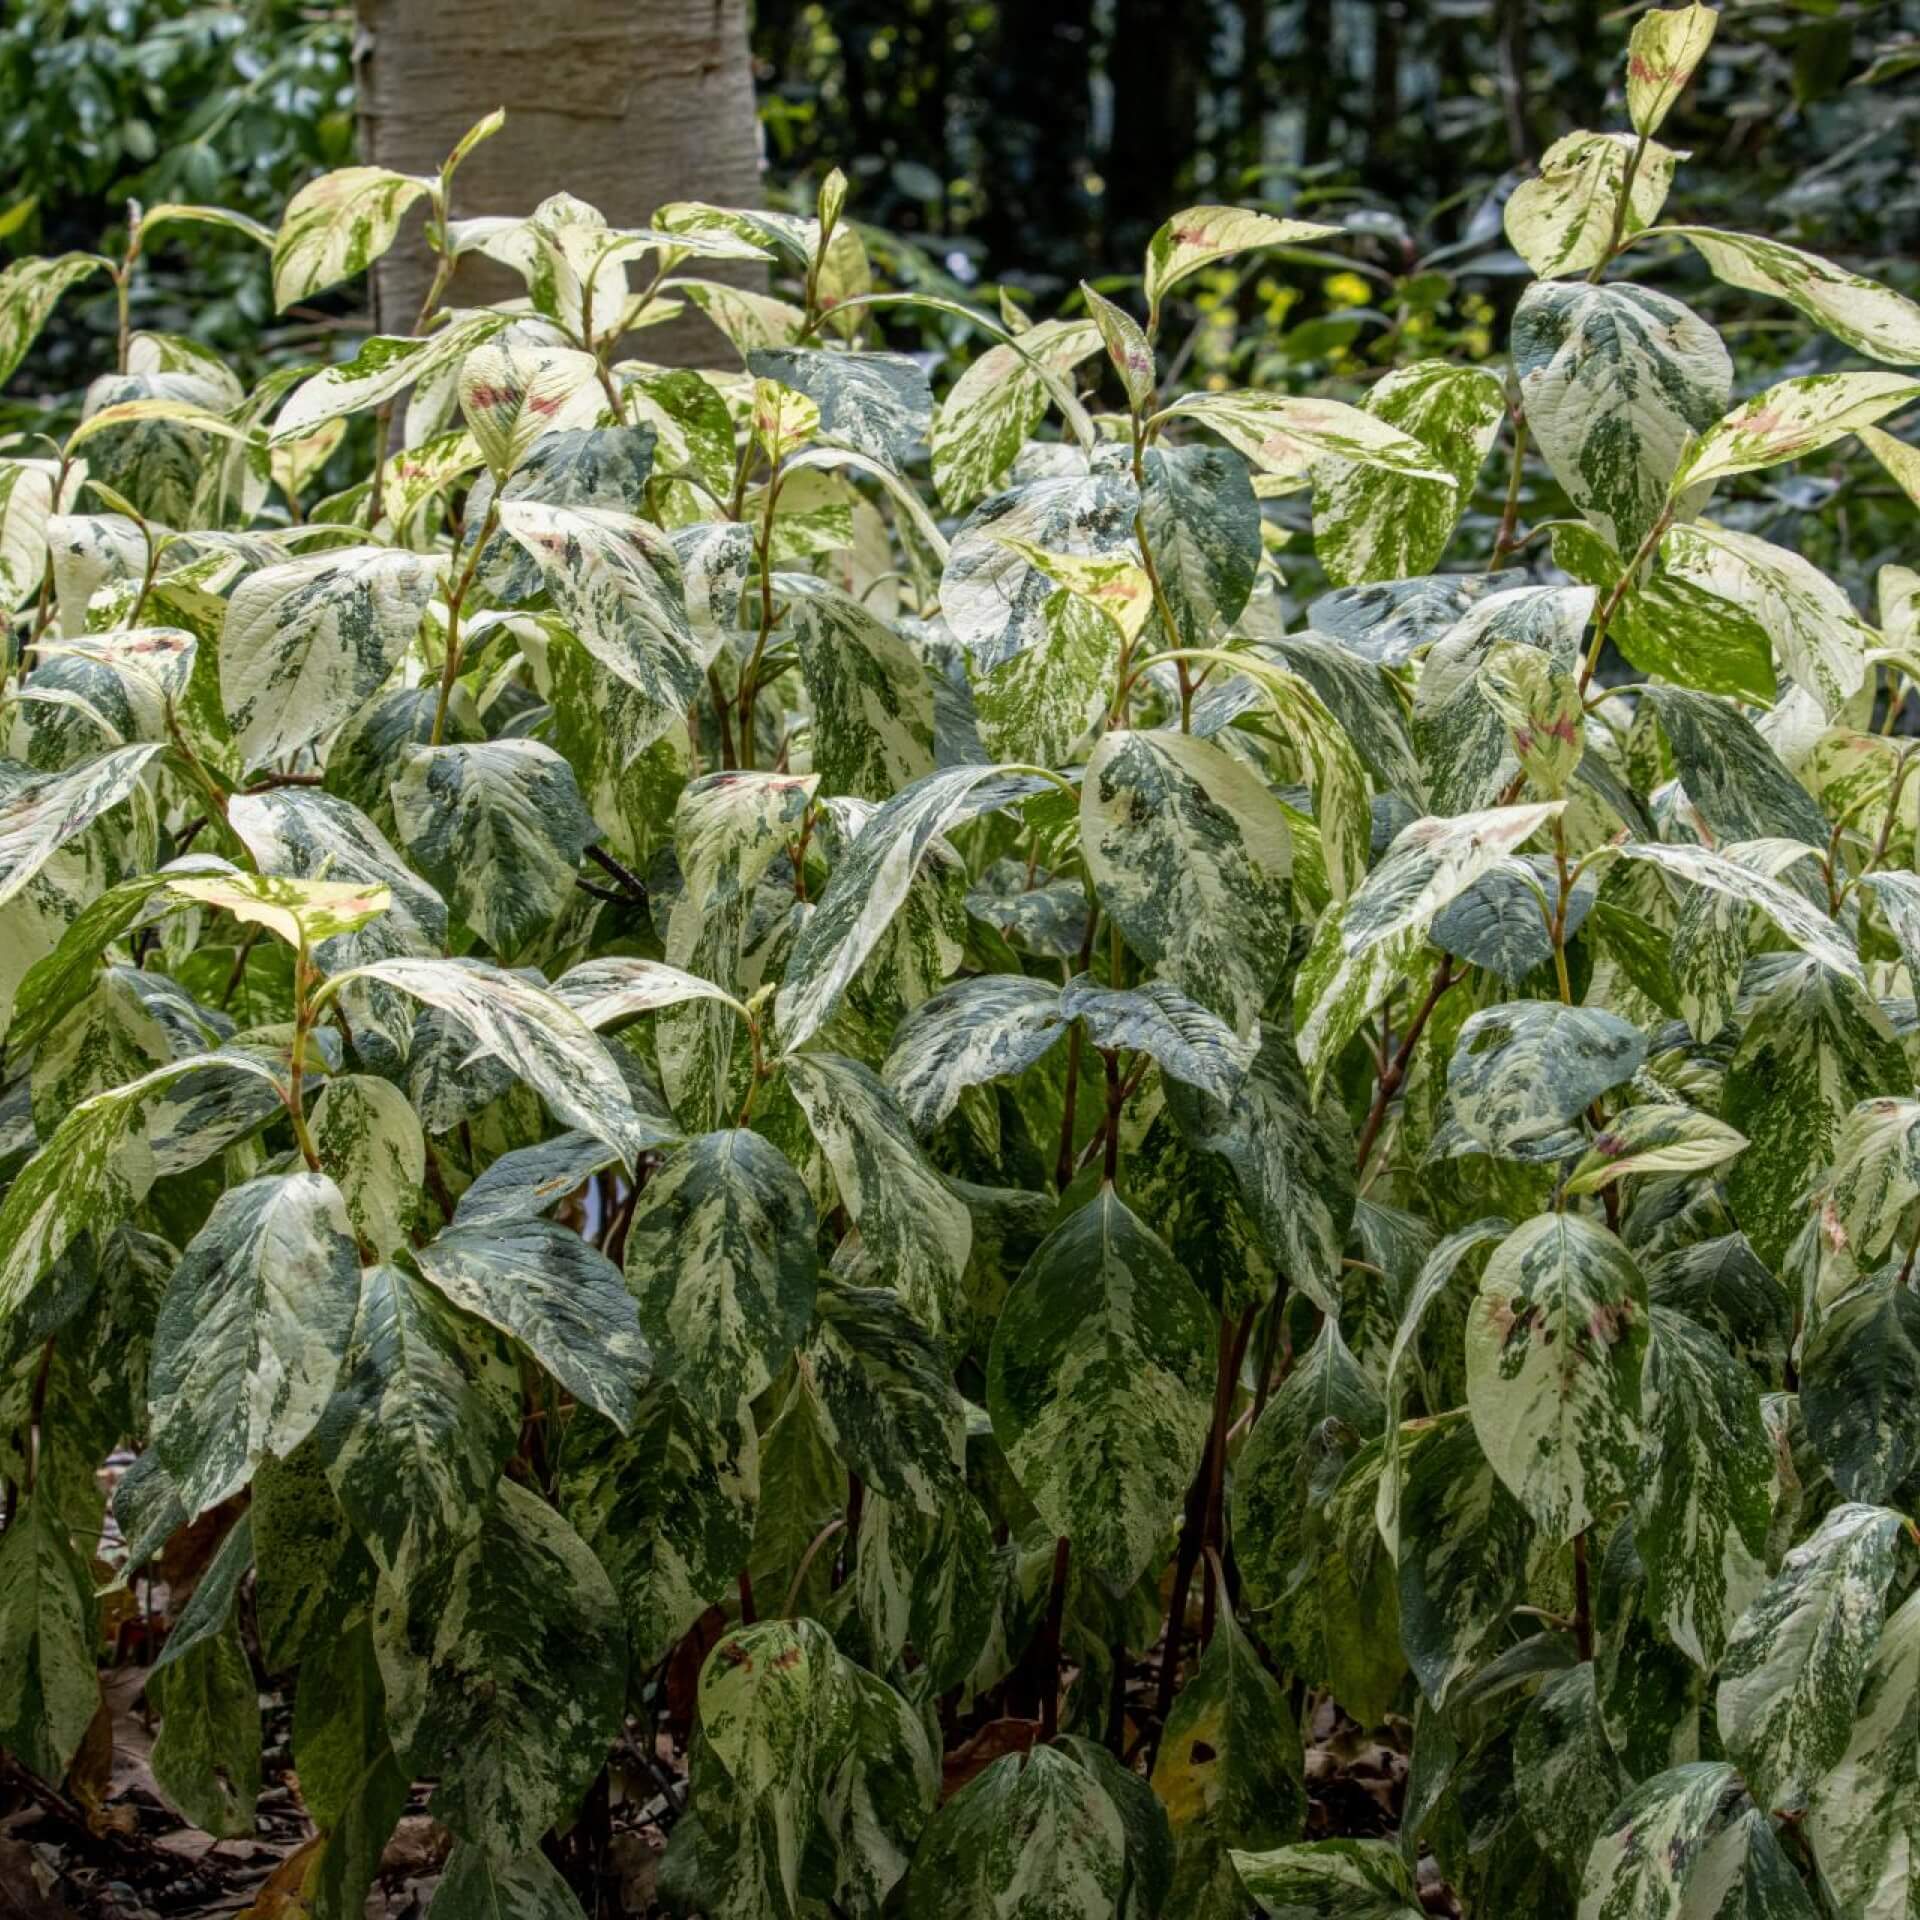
[353,0,763,366]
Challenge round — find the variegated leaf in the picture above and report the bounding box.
[1143,205,1344,327]
[272,166,431,308]
[1081,728,1295,1037]
[1314,361,1505,587]
[496,500,706,756]
[1676,371,1920,492]
[1514,280,1732,557]
[1466,1212,1649,1543]
[1062,974,1255,1106]
[941,465,1140,669]
[271,312,512,442]
[432,1841,585,1920]
[1293,802,1563,1093]
[747,347,932,471]
[1504,130,1678,279]
[557,1385,757,1668]
[415,1217,650,1432]
[1566,1104,1747,1196]
[327,956,648,1165]
[0,742,161,909]
[1627,6,1718,134]
[1717,1501,1906,1813]
[1633,1306,1771,1668]
[882,974,1069,1133]
[783,576,938,800]
[1514,1664,1626,1879]
[1446,1000,1645,1162]
[1806,1586,1920,1920]
[1667,226,1920,367]
[309,1074,423,1258]
[313,1262,516,1583]
[1800,1280,1920,1505]
[971,582,1119,768]
[987,1186,1214,1585]
[904,1747,1127,1920]
[622,1128,817,1422]
[392,740,596,958]
[148,1172,359,1519]
[220,546,441,770]
[0,1492,99,1783]
[785,1051,973,1342]
[776,764,1046,1050]
[1152,1601,1306,1917]
[373,1477,625,1856]
[806,1278,965,1512]
[1160,391,1453,492]
[1227,1838,1425,1919]
[0,456,58,610]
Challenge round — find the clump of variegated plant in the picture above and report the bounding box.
[2,7,1919,1917]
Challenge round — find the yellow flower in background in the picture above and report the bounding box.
[1322,271,1371,307]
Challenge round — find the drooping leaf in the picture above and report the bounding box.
[622,1128,818,1423]
[1465,1212,1648,1543]
[987,1186,1214,1585]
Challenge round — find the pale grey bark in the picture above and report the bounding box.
[353,0,763,366]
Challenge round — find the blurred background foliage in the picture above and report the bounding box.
[3,0,1917,592]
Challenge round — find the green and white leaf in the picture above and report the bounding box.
[1504,130,1678,279]
[987,1186,1214,1585]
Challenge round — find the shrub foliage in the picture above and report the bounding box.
[3,8,1920,1917]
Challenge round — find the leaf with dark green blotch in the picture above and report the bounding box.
[414,1216,651,1431]
[1412,585,1592,813]
[1232,1319,1383,1610]
[312,1263,516,1584]
[748,348,932,470]
[500,422,657,512]
[1722,963,1904,1271]
[252,1438,376,1671]
[623,1128,818,1423]
[149,1615,261,1839]
[1642,686,1828,848]
[747,1373,847,1627]
[1395,1411,1531,1709]
[392,740,597,960]
[1806,1585,1920,1920]
[432,1841,586,1920]
[1164,1019,1357,1314]
[1057,1736,1175,1920]
[853,1486,997,1694]
[903,1746,1127,1920]
[374,1479,626,1857]
[1081,728,1295,1037]
[0,1492,99,1782]
[1632,1306,1771,1668]
[1431,855,1593,986]
[970,583,1118,768]
[1514,1664,1625,1880]
[148,1170,360,1519]
[1227,1837,1425,1919]
[1576,1762,1812,1920]
[220,546,440,772]
[1314,360,1505,588]
[807,1278,965,1513]
[1800,1280,1920,1505]
[151,1512,252,1677]
[1063,972,1255,1106]
[940,465,1141,670]
[1717,1501,1906,1814]
[785,1051,974,1343]
[1446,999,1646,1162]
[1268,633,1423,800]
[777,764,1046,1049]
[1465,1213,1648,1543]
[1513,280,1731,557]
[1151,1603,1306,1917]
[451,1131,624,1234]
[883,974,1069,1133]
[783,576,938,800]
[556,1386,756,1669]
[1305,569,1527,668]
[812,1657,941,1917]
[988,1186,1214,1585]
[1140,442,1259,648]
[1595,1521,1703,1781]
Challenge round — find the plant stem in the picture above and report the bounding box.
[1588,133,1650,285]
[1490,405,1529,568]
[1354,959,1460,1178]
[287,946,323,1173]
[1579,506,1672,695]
[1040,1535,1070,1741]
[431,499,498,745]
[1571,1529,1594,1661]
[1199,1307,1255,1644]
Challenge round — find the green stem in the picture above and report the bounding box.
[431,499,499,745]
